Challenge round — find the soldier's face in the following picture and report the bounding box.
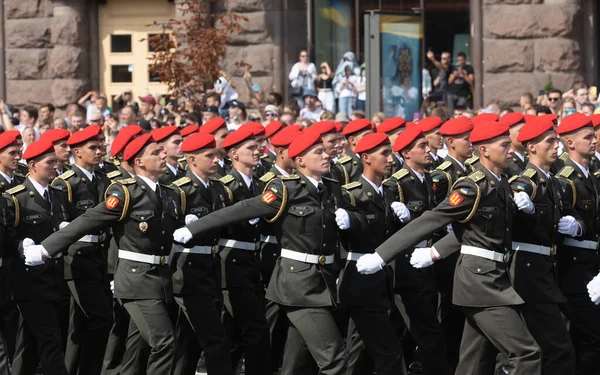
[569,127,596,159]
[232,140,260,168]
[162,134,183,159]
[53,141,71,163]
[425,131,443,151]
[387,128,403,147]
[137,143,167,175]
[190,148,219,175]
[0,145,21,171]
[483,136,512,169]
[448,134,473,160]
[364,145,393,177]
[529,131,559,165]
[322,133,341,158]
[213,128,228,158]
[509,123,525,151]
[30,153,58,182]
[74,140,102,166]
[403,137,431,168]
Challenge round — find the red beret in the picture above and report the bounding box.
[591,114,600,128]
[342,119,373,136]
[499,112,525,128]
[355,133,390,154]
[124,134,154,162]
[439,117,474,136]
[180,133,216,153]
[222,129,255,149]
[238,122,265,137]
[418,117,443,133]
[39,129,70,144]
[469,121,509,143]
[265,121,284,138]
[22,140,54,160]
[523,114,537,124]
[180,125,199,138]
[288,131,323,158]
[517,117,554,143]
[556,113,593,135]
[472,113,498,127]
[377,117,406,134]
[393,125,424,153]
[271,125,303,147]
[152,125,179,142]
[67,125,102,146]
[111,125,143,157]
[333,122,343,132]
[307,121,337,136]
[539,113,558,125]
[200,118,227,135]
[0,130,21,151]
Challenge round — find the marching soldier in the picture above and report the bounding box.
[0,130,25,193]
[199,118,231,178]
[502,113,527,178]
[4,140,73,375]
[238,122,271,179]
[376,117,406,175]
[340,132,408,375]
[25,134,182,374]
[356,121,542,374]
[554,113,600,374]
[590,114,600,173]
[0,194,8,375]
[170,133,234,375]
[384,126,450,375]
[39,129,72,176]
[52,125,113,375]
[307,122,345,183]
[264,121,284,164]
[335,119,374,184]
[174,130,367,374]
[509,116,576,374]
[176,124,200,174]
[430,116,474,370]
[154,126,185,185]
[95,132,118,175]
[418,117,444,171]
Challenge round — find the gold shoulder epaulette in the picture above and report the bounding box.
[392,169,409,180]
[558,166,574,179]
[209,176,220,182]
[437,160,452,171]
[465,155,479,165]
[178,157,186,163]
[322,176,339,183]
[342,181,361,190]
[119,178,137,185]
[508,175,519,184]
[173,176,191,187]
[259,172,276,183]
[523,168,537,179]
[107,170,122,179]
[13,172,25,178]
[59,170,75,180]
[467,170,485,183]
[559,153,568,162]
[260,154,270,159]
[595,170,600,178]
[219,175,235,184]
[338,156,352,164]
[5,185,25,195]
[281,174,300,180]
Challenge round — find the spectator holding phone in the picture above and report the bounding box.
[316,62,335,112]
[560,97,576,121]
[289,50,317,109]
[427,49,452,100]
[336,64,360,116]
[446,52,474,114]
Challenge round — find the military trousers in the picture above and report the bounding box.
[455,305,542,375]
[564,294,600,375]
[101,297,132,375]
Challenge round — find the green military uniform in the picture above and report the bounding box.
[556,159,600,373]
[214,158,232,179]
[170,172,233,375]
[41,176,181,374]
[590,152,600,174]
[3,178,74,375]
[184,172,367,374]
[509,164,575,373]
[95,159,119,175]
[252,155,273,179]
[334,150,362,185]
[51,165,113,375]
[15,163,28,177]
[427,152,443,172]
[158,164,185,186]
[390,153,403,176]
[504,152,527,179]
[339,176,405,375]
[383,165,451,375]
[374,164,542,374]
[0,198,9,375]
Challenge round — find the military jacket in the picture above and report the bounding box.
[158,164,185,186]
[504,152,527,179]
[431,156,473,205]
[334,151,363,185]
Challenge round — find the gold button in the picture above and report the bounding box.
[77,251,81,255]
[322,225,326,228]
[323,244,327,247]
[298,211,303,215]
[476,268,481,273]
[273,253,277,256]
[33,221,37,224]
[161,246,164,250]
[101,244,105,248]
[162,231,165,234]
[25,268,29,272]
[132,268,137,272]
[526,263,531,267]
[188,262,191,265]
[233,259,236,263]
[573,257,577,261]
[290,266,294,271]
[405,254,409,258]
[141,217,145,220]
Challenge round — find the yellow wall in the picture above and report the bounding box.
[98,0,175,106]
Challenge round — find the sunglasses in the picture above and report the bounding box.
[265,112,276,117]
[548,97,560,101]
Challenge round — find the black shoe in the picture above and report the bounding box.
[408,360,423,374]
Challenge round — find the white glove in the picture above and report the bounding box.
[587,274,600,304]
[22,238,35,249]
[558,215,580,237]
[59,221,69,230]
[391,201,410,223]
[513,191,535,214]
[110,280,115,294]
[356,252,385,274]
[173,228,193,244]
[248,218,260,225]
[446,224,453,233]
[410,248,435,268]
[335,208,350,230]
[24,244,45,266]
[185,214,198,225]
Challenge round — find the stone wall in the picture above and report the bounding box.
[5,0,90,108]
[482,0,584,107]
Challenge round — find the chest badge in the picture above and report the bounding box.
[139,222,148,233]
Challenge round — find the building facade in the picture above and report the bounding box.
[1,0,595,112]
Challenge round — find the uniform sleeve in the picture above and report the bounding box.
[376,179,479,263]
[556,177,586,235]
[185,179,284,238]
[432,231,461,259]
[0,195,18,258]
[510,176,539,230]
[431,171,450,206]
[41,183,128,256]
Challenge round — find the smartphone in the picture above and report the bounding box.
[252,83,260,93]
[590,86,597,98]
[539,89,545,96]
[564,109,576,116]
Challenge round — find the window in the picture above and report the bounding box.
[111,65,133,83]
[148,65,161,82]
[110,35,132,53]
[148,33,170,52]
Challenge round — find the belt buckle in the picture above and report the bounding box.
[98,234,105,242]
[318,255,326,265]
[160,256,166,265]
[550,245,557,256]
[503,253,509,263]
[212,246,218,254]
